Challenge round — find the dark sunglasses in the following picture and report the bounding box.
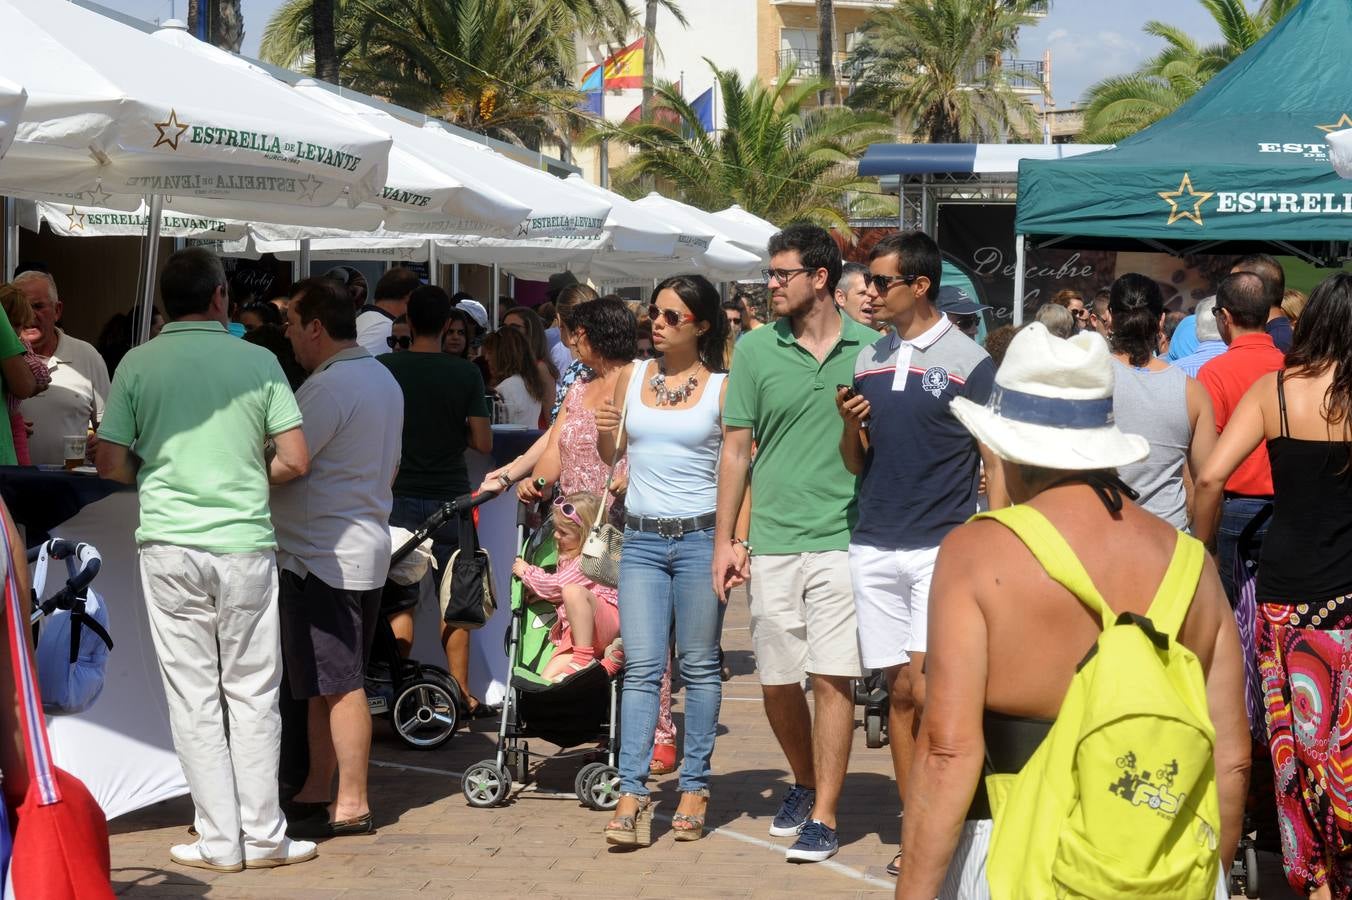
[950,313,981,331]
[762,266,814,284]
[649,304,695,328]
[386,335,412,350]
[867,273,920,294]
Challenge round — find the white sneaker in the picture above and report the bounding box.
[244,838,318,869]
[169,841,244,873]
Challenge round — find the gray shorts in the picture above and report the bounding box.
[279,570,382,698]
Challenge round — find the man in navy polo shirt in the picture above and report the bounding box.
[836,231,1005,877]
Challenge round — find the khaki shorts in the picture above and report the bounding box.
[748,551,861,685]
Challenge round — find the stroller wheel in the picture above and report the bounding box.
[462,760,511,808]
[865,711,886,749]
[580,765,621,811]
[574,762,603,804]
[392,680,459,750]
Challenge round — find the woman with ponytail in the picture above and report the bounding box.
[1107,273,1217,530]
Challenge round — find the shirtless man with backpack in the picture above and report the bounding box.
[895,323,1251,899]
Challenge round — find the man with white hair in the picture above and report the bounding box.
[14,270,110,466]
[1172,298,1228,378]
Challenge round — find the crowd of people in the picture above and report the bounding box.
[3,223,1350,899]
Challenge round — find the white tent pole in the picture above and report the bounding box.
[451,263,460,294]
[491,263,500,325]
[426,240,439,286]
[1,197,17,282]
[508,274,515,302]
[1012,233,1027,327]
[298,239,312,279]
[136,194,164,345]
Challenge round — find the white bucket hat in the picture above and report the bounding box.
[951,323,1149,470]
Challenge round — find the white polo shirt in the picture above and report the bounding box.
[271,347,404,590]
[22,330,110,466]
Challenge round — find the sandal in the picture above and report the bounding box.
[604,794,656,848]
[671,789,710,842]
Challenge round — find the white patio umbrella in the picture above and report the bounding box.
[0,77,24,160]
[406,123,609,240]
[709,204,777,258]
[29,200,247,241]
[0,2,390,207]
[560,175,693,256]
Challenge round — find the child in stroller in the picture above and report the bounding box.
[511,492,623,683]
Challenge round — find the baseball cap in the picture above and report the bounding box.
[456,298,489,330]
[936,285,988,316]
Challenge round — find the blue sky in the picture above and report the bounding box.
[101,0,1235,106]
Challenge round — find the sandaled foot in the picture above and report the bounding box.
[672,790,710,842]
[886,850,902,877]
[604,794,655,848]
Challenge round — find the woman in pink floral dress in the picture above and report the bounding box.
[521,298,679,772]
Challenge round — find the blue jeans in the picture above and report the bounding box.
[617,526,725,795]
[1217,496,1270,605]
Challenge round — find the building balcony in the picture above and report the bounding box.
[971,56,1046,93]
[777,48,865,83]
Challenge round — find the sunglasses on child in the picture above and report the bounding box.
[386,335,412,350]
[649,304,695,328]
[553,497,585,527]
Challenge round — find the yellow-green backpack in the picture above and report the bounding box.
[973,506,1222,900]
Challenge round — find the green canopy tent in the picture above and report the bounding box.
[1014,0,1352,323]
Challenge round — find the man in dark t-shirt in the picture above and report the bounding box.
[837,231,1005,876]
[377,285,491,706]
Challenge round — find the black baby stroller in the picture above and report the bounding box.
[461,497,620,811]
[364,491,497,750]
[855,669,890,749]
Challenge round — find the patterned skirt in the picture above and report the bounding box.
[1258,595,1352,897]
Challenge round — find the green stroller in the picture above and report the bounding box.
[461,499,621,810]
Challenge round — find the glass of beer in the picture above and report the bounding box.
[63,434,88,470]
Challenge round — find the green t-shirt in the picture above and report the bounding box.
[378,351,489,499]
[724,311,876,554]
[0,314,27,466]
[98,321,302,552]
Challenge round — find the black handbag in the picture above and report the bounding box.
[439,511,497,630]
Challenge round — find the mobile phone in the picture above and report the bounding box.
[837,384,857,401]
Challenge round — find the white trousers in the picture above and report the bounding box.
[139,544,286,865]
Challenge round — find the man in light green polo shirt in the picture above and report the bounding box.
[714,224,874,864]
[96,247,315,874]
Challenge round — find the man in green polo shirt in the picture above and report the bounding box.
[96,247,315,874]
[714,224,874,864]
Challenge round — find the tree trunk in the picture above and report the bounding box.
[816,0,835,106]
[641,0,658,122]
[313,0,339,84]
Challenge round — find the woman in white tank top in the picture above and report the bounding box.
[594,275,731,848]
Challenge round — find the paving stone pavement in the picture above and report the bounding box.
[108,588,1299,899]
[110,589,901,898]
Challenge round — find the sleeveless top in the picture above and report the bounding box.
[622,360,726,519]
[1257,370,1352,603]
[1111,360,1191,530]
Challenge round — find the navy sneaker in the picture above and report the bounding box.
[786,819,839,863]
[768,784,816,837]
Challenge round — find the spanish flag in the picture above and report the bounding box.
[603,37,644,89]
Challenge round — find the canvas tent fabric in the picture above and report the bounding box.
[859,143,1111,177]
[1016,0,1352,259]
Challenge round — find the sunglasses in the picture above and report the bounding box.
[553,497,585,528]
[762,267,814,285]
[866,273,920,294]
[649,304,695,328]
[950,313,981,332]
[386,335,412,350]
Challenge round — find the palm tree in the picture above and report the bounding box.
[312,0,339,83]
[260,0,644,146]
[816,0,836,106]
[1081,0,1301,143]
[589,64,895,233]
[845,0,1043,143]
